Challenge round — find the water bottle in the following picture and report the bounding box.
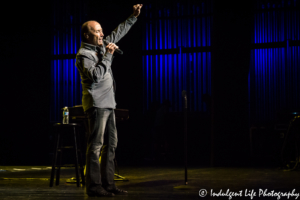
[62,106,69,124]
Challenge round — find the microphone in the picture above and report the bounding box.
[103,39,123,55]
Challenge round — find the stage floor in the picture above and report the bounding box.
[0,165,299,200]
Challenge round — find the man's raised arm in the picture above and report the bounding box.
[105,4,143,44]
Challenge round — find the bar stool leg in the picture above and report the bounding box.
[56,133,62,186]
[50,129,59,187]
[73,127,80,187]
[76,127,85,186]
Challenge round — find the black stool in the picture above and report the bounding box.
[50,123,85,187]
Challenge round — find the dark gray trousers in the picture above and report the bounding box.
[85,107,117,192]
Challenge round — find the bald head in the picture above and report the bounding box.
[81,20,104,46]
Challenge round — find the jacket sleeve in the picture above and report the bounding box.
[76,52,113,83]
[105,14,137,44]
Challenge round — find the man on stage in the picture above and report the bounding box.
[75,4,143,197]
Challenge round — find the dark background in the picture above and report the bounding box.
[1,0,298,167]
[1,1,51,165]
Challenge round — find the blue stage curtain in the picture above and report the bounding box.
[142,1,213,112]
[50,0,86,122]
[249,0,300,124]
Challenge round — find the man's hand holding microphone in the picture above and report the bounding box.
[104,40,119,55]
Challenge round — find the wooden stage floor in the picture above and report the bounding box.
[0,165,299,200]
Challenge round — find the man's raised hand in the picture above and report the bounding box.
[133,4,143,18]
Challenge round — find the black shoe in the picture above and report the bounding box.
[87,188,115,197]
[106,187,128,195]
